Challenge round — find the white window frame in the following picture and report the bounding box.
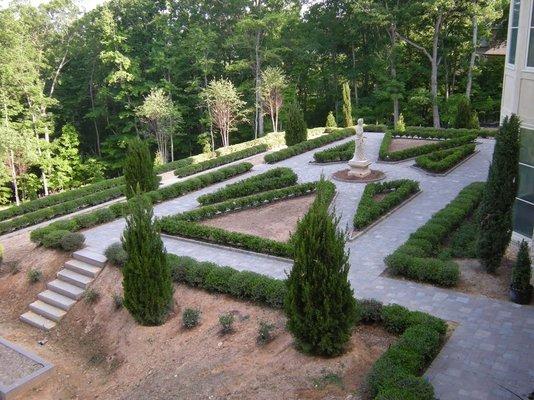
[507,0,522,69]
[525,0,534,70]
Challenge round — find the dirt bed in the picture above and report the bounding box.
[200,194,316,242]
[389,138,439,152]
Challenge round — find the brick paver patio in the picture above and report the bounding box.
[82,134,534,400]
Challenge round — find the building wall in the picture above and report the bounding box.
[501,0,534,240]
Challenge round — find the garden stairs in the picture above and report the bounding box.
[19,248,107,331]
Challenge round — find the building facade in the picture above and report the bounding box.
[501,0,534,240]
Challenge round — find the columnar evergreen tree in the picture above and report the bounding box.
[454,96,480,129]
[477,115,521,273]
[284,102,307,146]
[325,111,337,130]
[123,138,158,199]
[342,82,353,127]
[511,240,532,293]
[285,179,357,356]
[121,193,173,326]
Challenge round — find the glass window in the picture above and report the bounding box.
[528,2,534,66]
[508,0,521,65]
[514,164,534,238]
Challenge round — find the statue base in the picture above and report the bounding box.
[348,158,372,178]
[332,168,385,183]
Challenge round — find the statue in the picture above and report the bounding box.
[348,118,371,178]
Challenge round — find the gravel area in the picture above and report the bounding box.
[0,342,43,386]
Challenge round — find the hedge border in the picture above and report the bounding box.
[353,180,420,230]
[264,128,354,163]
[159,180,336,258]
[399,126,496,139]
[166,254,446,400]
[384,182,485,287]
[414,144,476,173]
[197,167,298,206]
[30,162,254,247]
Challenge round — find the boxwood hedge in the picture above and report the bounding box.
[384,182,485,286]
[415,144,476,173]
[397,126,496,139]
[354,180,420,230]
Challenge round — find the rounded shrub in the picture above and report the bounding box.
[60,232,85,252]
[182,308,201,329]
[41,230,70,249]
[105,242,128,267]
[358,299,383,324]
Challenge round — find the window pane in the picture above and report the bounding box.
[512,0,521,27]
[517,164,534,202]
[513,200,534,238]
[509,28,518,64]
[519,129,534,165]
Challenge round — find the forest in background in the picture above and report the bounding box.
[0,0,508,205]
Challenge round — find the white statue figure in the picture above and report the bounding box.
[348,118,371,178]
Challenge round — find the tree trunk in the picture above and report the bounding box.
[466,13,478,99]
[9,150,20,206]
[254,29,263,138]
[351,46,359,106]
[388,25,399,127]
[431,15,443,128]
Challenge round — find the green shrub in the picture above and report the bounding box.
[511,240,532,292]
[477,115,521,272]
[123,138,159,198]
[60,232,85,252]
[122,194,173,326]
[342,82,353,127]
[285,178,356,356]
[395,114,406,132]
[313,141,354,163]
[325,111,337,131]
[27,268,42,284]
[454,96,480,129]
[375,376,434,400]
[219,313,235,334]
[358,299,383,323]
[84,288,100,304]
[112,293,124,310]
[415,144,476,173]
[182,308,201,329]
[41,229,70,249]
[265,128,354,163]
[105,243,128,267]
[257,321,276,344]
[285,102,307,146]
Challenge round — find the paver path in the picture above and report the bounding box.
[82,134,533,400]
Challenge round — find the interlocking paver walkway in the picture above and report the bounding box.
[81,133,533,400]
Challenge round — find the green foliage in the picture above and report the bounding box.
[123,138,158,199]
[511,241,532,292]
[122,194,172,326]
[342,82,353,127]
[395,114,406,132]
[284,102,307,147]
[266,128,354,163]
[358,299,383,324]
[285,178,356,356]
[257,321,276,344]
[415,144,476,173]
[105,242,128,267]
[325,111,337,131]
[60,232,85,251]
[313,141,354,163]
[385,182,485,287]
[454,96,480,129]
[219,313,235,334]
[112,293,124,310]
[353,180,420,230]
[83,288,100,304]
[182,308,201,329]
[27,268,42,284]
[41,229,71,249]
[477,115,521,272]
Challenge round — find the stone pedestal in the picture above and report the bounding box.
[348,158,371,178]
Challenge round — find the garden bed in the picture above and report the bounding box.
[389,138,439,152]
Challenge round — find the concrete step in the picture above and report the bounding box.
[37,290,76,311]
[72,248,107,268]
[64,259,101,278]
[47,279,85,300]
[29,300,66,322]
[20,311,56,331]
[57,269,93,289]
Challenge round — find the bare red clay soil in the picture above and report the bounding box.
[200,194,316,242]
[1,234,395,400]
[389,138,439,152]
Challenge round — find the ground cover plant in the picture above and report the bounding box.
[353,180,420,230]
[197,167,298,205]
[415,143,476,173]
[166,254,447,399]
[30,163,254,248]
[385,182,485,287]
[265,128,354,163]
[159,180,336,258]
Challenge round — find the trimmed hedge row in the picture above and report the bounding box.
[264,128,354,163]
[197,167,298,205]
[353,180,420,230]
[398,126,495,139]
[159,180,336,258]
[166,254,446,400]
[313,141,354,163]
[174,144,268,177]
[364,124,388,132]
[379,132,476,161]
[415,144,476,173]
[385,182,485,286]
[30,163,254,246]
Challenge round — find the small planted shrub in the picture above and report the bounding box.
[182,308,201,329]
[112,293,124,310]
[27,268,42,284]
[41,229,70,249]
[510,240,533,304]
[0,243,3,263]
[257,321,276,345]
[84,288,100,304]
[395,113,406,132]
[219,313,235,334]
[358,299,383,324]
[325,111,337,131]
[60,232,85,252]
[454,96,480,129]
[105,242,128,267]
[284,102,307,146]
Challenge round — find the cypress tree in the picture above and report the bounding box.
[285,178,356,356]
[121,193,173,325]
[454,96,480,129]
[325,111,337,130]
[284,102,307,146]
[477,115,521,272]
[123,138,158,199]
[342,82,353,127]
[511,240,532,292]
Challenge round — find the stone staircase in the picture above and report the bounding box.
[20,248,107,331]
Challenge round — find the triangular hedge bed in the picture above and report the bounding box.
[159,175,336,259]
[353,179,420,231]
